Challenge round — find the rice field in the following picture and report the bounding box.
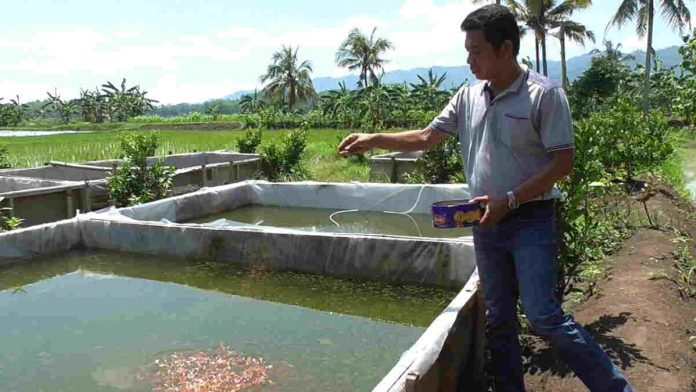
[129,113,245,124]
[0,128,374,183]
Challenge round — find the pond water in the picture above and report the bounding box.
[187,205,473,238]
[682,148,696,200]
[0,130,83,137]
[0,251,453,391]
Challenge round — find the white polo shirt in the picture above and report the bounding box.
[430,69,575,199]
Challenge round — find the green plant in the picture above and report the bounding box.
[585,98,674,184]
[403,136,463,184]
[107,133,175,207]
[555,118,631,301]
[2,216,24,231]
[0,142,11,169]
[236,130,263,153]
[260,129,309,181]
[101,78,158,122]
[0,96,27,127]
[260,46,316,110]
[651,235,696,299]
[336,27,394,88]
[674,30,696,125]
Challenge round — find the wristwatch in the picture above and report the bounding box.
[507,190,520,210]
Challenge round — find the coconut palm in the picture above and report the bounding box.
[260,46,316,110]
[606,0,691,115]
[336,28,394,88]
[589,40,635,63]
[508,0,592,77]
[551,20,595,89]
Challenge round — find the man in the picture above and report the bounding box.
[337,5,633,392]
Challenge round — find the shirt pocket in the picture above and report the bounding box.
[501,112,536,149]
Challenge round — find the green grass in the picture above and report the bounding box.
[0,127,378,183]
[129,113,244,123]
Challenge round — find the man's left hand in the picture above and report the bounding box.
[470,195,510,228]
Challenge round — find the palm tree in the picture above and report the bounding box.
[552,20,595,89]
[336,27,394,88]
[606,0,691,115]
[508,0,592,77]
[589,40,635,63]
[260,46,316,110]
[239,89,266,114]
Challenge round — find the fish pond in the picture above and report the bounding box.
[0,251,457,391]
[186,205,473,238]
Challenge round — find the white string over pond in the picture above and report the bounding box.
[328,185,427,237]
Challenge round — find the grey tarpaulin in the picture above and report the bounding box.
[0,175,88,226]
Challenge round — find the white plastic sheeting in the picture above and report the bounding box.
[0,218,81,263]
[0,180,486,391]
[87,181,477,288]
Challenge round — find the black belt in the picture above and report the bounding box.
[506,199,556,220]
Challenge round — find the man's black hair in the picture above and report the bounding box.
[461,4,520,56]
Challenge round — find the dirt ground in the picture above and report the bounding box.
[524,191,696,392]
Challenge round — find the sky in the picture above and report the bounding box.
[1,0,694,104]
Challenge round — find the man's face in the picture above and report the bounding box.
[465,29,507,81]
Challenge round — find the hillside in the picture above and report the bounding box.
[224,46,681,100]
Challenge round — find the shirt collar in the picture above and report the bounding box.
[482,69,529,98]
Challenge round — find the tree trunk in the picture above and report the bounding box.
[560,31,568,90]
[643,0,654,116]
[541,32,548,76]
[535,37,541,73]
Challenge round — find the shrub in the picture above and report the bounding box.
[585,98,673,183]
[0,142,11,169]
[260,129,309,181]
[107,133,175,207]
[403,135,463,184]
[235,130,263,153]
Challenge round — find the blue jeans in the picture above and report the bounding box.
[472,201,632,392]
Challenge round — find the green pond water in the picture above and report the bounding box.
[682,147,696,200]
[0,251,456,392]
[186,205,472,238]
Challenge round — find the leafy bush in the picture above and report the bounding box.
[674,30,696,125]
[583,98,673,183]
[260,129,309,181]
[403,135,463,184]
[107,133,175,207]
[235,130,263,153]
[0,142,11,169]
[0,96,27,127]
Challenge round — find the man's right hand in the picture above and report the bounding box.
[338,133,376,156]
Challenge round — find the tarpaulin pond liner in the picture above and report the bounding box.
[0,181,486,391]
[0,151,261,210]
[0,175,88,227]
[370,151,424,183]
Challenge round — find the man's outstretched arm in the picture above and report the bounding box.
[337,126,449,156]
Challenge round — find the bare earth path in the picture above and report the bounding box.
[525,194,696,392]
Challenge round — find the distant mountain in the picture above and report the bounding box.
[223,46,681,100]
